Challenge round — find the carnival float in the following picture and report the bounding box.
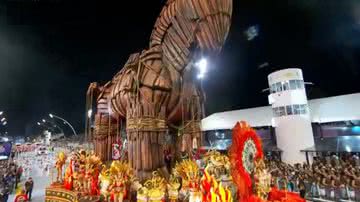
[45,0,305,201]
[45,121,305,202]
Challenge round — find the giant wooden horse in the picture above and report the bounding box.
[86,0,232,180]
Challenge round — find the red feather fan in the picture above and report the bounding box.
[228,121,263,200]
[228,121,305,202]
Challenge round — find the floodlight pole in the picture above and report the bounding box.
[49,113,77,136]
[38,120,64,135]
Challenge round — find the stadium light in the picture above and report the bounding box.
[197,58,207,73]
[196,58,207,79]
[87,109,93,118]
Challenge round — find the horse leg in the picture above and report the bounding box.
[126,101,168,181]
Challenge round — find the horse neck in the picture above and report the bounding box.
[150,0,196,75]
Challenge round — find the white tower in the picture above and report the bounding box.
[268,68,314,164]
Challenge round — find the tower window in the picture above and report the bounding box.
[286,105,293,115]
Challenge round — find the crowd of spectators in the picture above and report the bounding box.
[0,160,22,201]
[266,153,360,201]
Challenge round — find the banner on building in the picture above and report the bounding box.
[0,142,12,160]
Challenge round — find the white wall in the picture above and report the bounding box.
[202,93,360,131]
[310,93,360,123]
[274,115,314,164]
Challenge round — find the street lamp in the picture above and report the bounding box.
[0,111,3,116]
[49,113,77,136]
[1,118,5,122]
[2,121,6,126]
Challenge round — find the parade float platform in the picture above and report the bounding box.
[45,186,101,202]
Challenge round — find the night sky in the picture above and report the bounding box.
[0,0,359,137]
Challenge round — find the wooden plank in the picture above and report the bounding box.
[163,3,172,25]
[157,17,169,33]
[192,0,204,18]
[167,27,188,63]
[186,0,198,19]
[152,139,159,169]
[163,37,185,70]
[162,44,182,73]
[171,17,191,50]
[176,15,193,42]
[128,135,133,169]
[144,132,152,170]
[143,133,150,170]
[206,15,220,43]
[137,132,142,170]
[199,22,214,49]
[133,132,137,170]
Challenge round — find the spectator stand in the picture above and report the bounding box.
[297,136,360,201]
